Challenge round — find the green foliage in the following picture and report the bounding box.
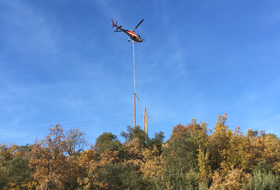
[94,132,122,155]
[163,134,199,170]
[120,125,165,154]
[95,132,117,145]
[154,169,200,190]
[241,160,280,189]
[244,171,280,189]
[149,131,165,152]
[0,144,19,189]
[3,115,280,189]
[199,182,209,190]
[0,167,7,189]
[185,169,200,189]
[253,160,277,175]
[121,125,148,146]
[5,156,31,188]
[17,144,33,155]
[251,130,258,137]
[267,133,280,143]
[98,162,146,190]
[157,127,199,189]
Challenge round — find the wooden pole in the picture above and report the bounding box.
[146,110,148,137]
[134,92,136,127]
[143,108,146,131]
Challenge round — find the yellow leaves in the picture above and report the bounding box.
[208,116,252,173]
[22,179,38,189]
[140,146,164,179]
[246,131,280,172]
[198,114,254,186]
[79,149,98,164]
[210,166,250,190]
[4,183,20,190]
[0,143,19,163]
[100,150,119,164]
[28,125,82,189]
[3,114,280,189]
[194,121,212,184]
[210,170,223,190]
[123,138,143,160]
[206,115,280,189]
[77,154,109,190]
[198,149,212,183]
[78,143,122,189]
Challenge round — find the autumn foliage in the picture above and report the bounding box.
[1,114,280,189]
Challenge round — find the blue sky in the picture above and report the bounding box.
[1,0,280,146]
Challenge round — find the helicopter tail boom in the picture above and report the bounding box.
[111,19,122,30]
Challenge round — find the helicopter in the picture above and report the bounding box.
[111,19,144,43]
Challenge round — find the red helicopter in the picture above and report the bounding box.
[111,19,144,43]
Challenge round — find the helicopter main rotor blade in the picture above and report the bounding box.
[133,19,144,31]
[114,31,122,32]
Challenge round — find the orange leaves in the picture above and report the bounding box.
[101,150,119,164]
[28,125,81,189]
[171,119,202,141]
[79,148,98,164]
[123,138,143,161]
[171,123,187,139]
[3,114,280,189]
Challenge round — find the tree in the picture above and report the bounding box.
[243,162,280,190]
[207,114,252,188]
[64,128,89,156]
[121,125,148,146]
[210,166,250,190]
[158,123,200,189]
[140,146,164,189]
[98,138,147,190]
[94,132,122,155]
[0,143,19,189]
[5,156,31,189]
[98,162,146,190]
[77,148,100,189]
[149,131,165,152]
[121,125,165,152]
[267,133,280,143]
[29,125,80,189]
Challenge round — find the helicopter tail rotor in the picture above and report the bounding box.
[111,19,115,27]
[111,20,119,28]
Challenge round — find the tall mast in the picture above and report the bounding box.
[133,40,136,127]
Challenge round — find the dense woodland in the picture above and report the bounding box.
[1,113,280,190]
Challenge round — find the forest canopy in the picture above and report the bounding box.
[1,113,280,190]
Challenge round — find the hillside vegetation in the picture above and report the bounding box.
[1,113,280,190]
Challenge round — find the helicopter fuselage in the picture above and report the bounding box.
[126,30,142,43]
[112,19,144,43]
